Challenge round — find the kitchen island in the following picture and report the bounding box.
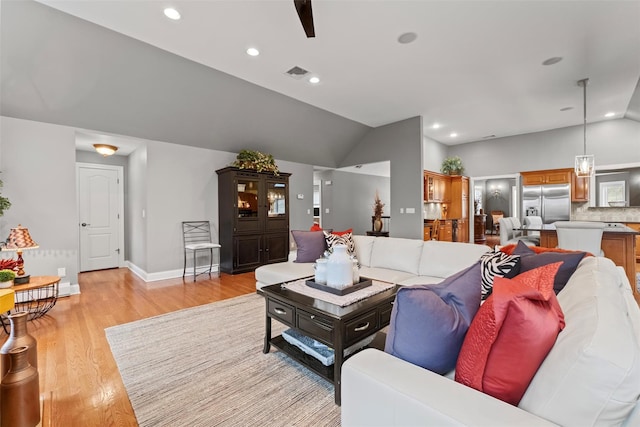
[524,223,639,304]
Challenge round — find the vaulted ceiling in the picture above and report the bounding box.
[2,1,639,166]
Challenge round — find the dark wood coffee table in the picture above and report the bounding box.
[261,281,398,405]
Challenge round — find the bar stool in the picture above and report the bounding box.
[182,221,221,282]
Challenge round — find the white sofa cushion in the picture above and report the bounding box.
[255,261,313,290]
[353,235,376,267]
[369,237,424,275]
[396,275,447,286]
[419,240,490,278]
[358,266,416,285]
[519,257,640,426]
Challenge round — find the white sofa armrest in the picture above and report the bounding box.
[342,349,559,427]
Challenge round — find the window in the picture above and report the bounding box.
[598,181,625,207]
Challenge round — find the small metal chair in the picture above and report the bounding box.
[182,221,221,282]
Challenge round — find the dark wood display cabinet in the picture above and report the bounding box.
[216,167,291,274]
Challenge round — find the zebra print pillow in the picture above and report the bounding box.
[480,251,521,300]
[324,231,356,255]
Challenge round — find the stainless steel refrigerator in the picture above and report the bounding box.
[522,184,571,224]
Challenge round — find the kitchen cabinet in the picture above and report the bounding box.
[424,172,450,202]
[625,223,640,262]
[425,219,453,242]
[521,168,572,186]
[457,218,469,243]
[216,166,291,274]
[521,168,589,202]
[449,176,469,241]
[439,220,453,242]
[423,226,432,241]
[571,172,589,202]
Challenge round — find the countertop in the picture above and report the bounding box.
[522,223,639,234]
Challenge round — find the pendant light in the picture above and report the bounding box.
[574,78,594,177]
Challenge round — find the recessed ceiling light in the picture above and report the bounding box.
[309,76,320,84]
[450,132,458,138]
[542,57,562,66]
[560,106,573,111]
[246,47,260,57]
[398,32,418,44]
[432,123,441,129]
[163,8,181,20]
[604,112,615,118]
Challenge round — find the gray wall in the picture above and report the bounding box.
[0,115,317,283]
[318,170,391,236]
[0,0,370,168]
[444,118,640,177]
[341,116,423,239]
[126,146,148,271]
[0,117,79,283]
[423,136,449,173]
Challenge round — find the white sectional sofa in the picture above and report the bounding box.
[341,256,640,427]
[255,235,491,290]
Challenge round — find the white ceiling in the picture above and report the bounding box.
[38,0,640,146]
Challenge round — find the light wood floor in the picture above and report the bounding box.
[2,268,257,426]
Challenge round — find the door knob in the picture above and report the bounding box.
[81,223,90,227]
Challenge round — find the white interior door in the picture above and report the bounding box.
[78,164,122,272]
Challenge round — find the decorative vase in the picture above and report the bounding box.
[326,245,353,290]
[1,346,40,427]
[314,258,328,284]
[1,311,38,379]
[373,218,383,232]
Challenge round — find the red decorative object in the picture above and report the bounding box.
[0,258,17,271]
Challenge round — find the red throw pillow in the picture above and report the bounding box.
[455,262,565,406]
[331,228,353,236]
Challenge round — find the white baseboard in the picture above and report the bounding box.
[58,281,81,296]
[126,261,220,283]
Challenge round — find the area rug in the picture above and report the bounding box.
[105,294,340,427]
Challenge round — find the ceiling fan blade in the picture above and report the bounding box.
[294,0,315,38]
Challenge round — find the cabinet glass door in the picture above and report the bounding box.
[237,178,259,218]
[267,182,287,217]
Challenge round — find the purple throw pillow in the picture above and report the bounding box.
[291,230,327,263]
[513,240,586,294]
[384,262,482,374]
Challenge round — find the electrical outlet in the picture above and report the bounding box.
[406,208,415,214]
[57,267,66,277]
[400,208,404,214]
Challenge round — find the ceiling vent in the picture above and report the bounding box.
[285,66,310,80]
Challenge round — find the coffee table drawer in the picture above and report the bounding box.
[268,298,295,326]
[297,310,333,342]
[379,301,393,326]
[345,310,378,343]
